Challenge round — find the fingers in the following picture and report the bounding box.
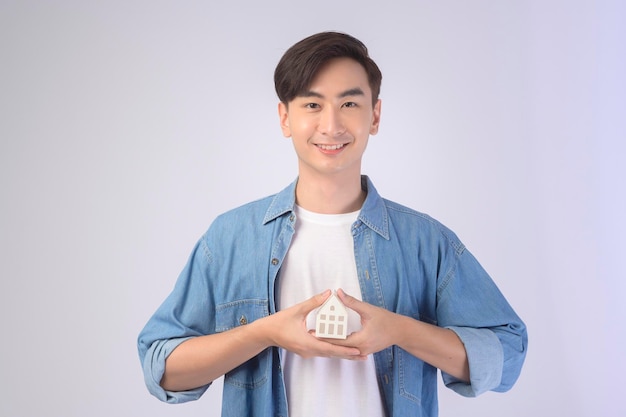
[313,335,368,360]
[336,288,356,306]
[292,328,362,359]
[314,289,332,304]
[337,288,368,316]
[299,289,331,314]
[278,289,373,360]
[309,338,362,359]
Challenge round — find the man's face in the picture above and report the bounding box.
[278,57,381,181]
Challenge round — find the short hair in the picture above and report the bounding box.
[274,32,382,106]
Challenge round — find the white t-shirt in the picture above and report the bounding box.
[276,205,386,417]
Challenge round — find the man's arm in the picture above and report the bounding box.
[160,290,364,392]
[333,288,470,382]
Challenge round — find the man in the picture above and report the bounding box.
[138,32,527,417]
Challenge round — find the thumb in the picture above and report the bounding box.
[301,289,331,313]
[337,288,368,315]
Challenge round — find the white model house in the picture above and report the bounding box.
[315,292,348,339]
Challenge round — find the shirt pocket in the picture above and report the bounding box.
[216,299,271,389]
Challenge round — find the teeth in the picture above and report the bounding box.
[318,144,345,150]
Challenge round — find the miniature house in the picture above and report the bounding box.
[315,292,348,339]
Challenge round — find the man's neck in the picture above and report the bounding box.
[295,173,365,214]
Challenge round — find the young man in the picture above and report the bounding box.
[138,32,527,417]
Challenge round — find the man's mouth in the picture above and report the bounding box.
[316,143,347,151]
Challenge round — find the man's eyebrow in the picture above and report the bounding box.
[298,87,365,99]
[299,91,324,99]
[338,87,365,98]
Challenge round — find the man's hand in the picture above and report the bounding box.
[322,288,401,355]
[261,289,365,360]
[328,288,470,382]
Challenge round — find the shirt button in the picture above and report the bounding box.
[289,214,295,222]
[271,258,279,265]
[239,315,248,325]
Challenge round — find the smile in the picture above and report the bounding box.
[316,143,347,150]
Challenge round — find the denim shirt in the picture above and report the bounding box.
[138,176,527,417]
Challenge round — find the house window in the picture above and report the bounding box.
[315,293,348,339]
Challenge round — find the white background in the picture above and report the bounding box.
[1,1,624,416]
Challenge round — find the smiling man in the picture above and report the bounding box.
[138,32,527,417]
[278,56,379,214]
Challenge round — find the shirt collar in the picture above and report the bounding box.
[263,175,390,240]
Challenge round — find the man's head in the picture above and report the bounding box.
[274,32,382,107]
[275,33,382,185]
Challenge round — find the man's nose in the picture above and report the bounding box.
[318,107,346,137]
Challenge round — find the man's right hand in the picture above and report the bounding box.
[258,289,365,360]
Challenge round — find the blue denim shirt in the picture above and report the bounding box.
[138,176,527,417]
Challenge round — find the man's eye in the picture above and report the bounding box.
[343,102,358,108]
[305,103,320,109]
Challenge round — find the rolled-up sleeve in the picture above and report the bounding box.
[137,236,215,403]
[141,337,210,403]
[437,243,528,397]
[442,326,503,396]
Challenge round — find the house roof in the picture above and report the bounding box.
[316,292,348,315]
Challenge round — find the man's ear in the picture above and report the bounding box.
[278,102,291,138]
[369,99,382,135]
